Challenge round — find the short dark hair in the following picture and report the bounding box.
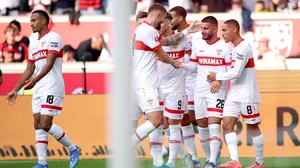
[148,3,167,14]
[136,12,148,21]
[202,16,218,27]
[4,25,15,34]
[169,6,187,19]
[32,10,50,25]
[9,20,21,31]
[165,12,172,20]
[63,45,75,53]
[224,19,240,31]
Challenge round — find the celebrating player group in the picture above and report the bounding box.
[132,3,264,168]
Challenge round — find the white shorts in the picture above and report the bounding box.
[132,87,163,120]
[223,100,261,124]
[186,83,195,111]
[162,92,186,120]
[194,92,226,120]
[32,95,64,116]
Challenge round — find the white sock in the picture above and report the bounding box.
[48,124,76,151]
[164,128,170,140]
[132,121,156,147]
[182,124,198,161]
[208,124,221,164]
[150,125,164,166]
[168,125,182,165]
[253,134,264,165]
[225,132,239,161]
[198,126,210,161]
[36,129,48,165]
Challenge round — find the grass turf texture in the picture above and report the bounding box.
[0,158,299,168]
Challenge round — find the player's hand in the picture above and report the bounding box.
[172,60,183,69]
[207,72,216,82]
[187,20,201,34]
[6,91,17,106]
[24,78,37,90]
[210,80,222,94]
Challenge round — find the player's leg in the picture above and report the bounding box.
[205,95,224,168]
[218,101,242,168]
[162,116,170,158]
[132,88,162,146]
[195,97,210,165]
[32,96,48,168]
[133,87,167,167]
[164,92,192,168]
[181,94,199,166]
[39,95,80,168]
[242,103,264,168]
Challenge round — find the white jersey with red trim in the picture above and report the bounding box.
[216,40,260,103]
[185,32,202,84]
[158,35,191,93]
[28,31,64,97]
[132,22,162,89]
[189,38,232,97]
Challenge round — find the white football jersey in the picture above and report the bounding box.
[216,39,260,103]
[185,32,202,85]
[28,30,65,97]
[158,34,191,93]
[187,38,232,97]
[132,22,162,89]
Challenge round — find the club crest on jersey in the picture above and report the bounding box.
[41,41,46,48]
[216,49,222,56]
[147,99,153,106]
[173,44,178,49]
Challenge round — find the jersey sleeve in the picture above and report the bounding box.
[182,40,197,72]
[48,34,63,56]
[27,34,35,63]
[183,37,192,52]
[144,27,162,51]
[223,44,233,71]
[216,45,249,81]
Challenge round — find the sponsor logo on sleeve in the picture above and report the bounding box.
[50,42,59,48]
[236,53,244,60]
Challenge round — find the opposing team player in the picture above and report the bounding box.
[157,13,195,168]
[6,10,80,168]
[207,19,264,168]
[169,6,201,166]
[180,16,232,168]
[131,3,200,168]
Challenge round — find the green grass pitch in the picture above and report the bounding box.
[0,158,299,168]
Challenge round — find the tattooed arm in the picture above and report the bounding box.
[159,32,186,46]
[160,20,200,46]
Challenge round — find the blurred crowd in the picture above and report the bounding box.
[0,0,299,64]
[1,0,299,17]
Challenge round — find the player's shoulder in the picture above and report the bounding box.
[237,40,252,52]
[218,39,233,50]
[47,31,62,40]
[138,23,157,34]
[29,32,39,40]
[192,37,205,45]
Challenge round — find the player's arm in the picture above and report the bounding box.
[224,44,233,72]
[12,62,35,92]
[159,20,200,46]
[154,48,177,67]
[34,53,57,82]
[216,49,249,81]
[181,42,197,71]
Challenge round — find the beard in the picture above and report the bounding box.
[154,20,163,30]
[171,24,180,30]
